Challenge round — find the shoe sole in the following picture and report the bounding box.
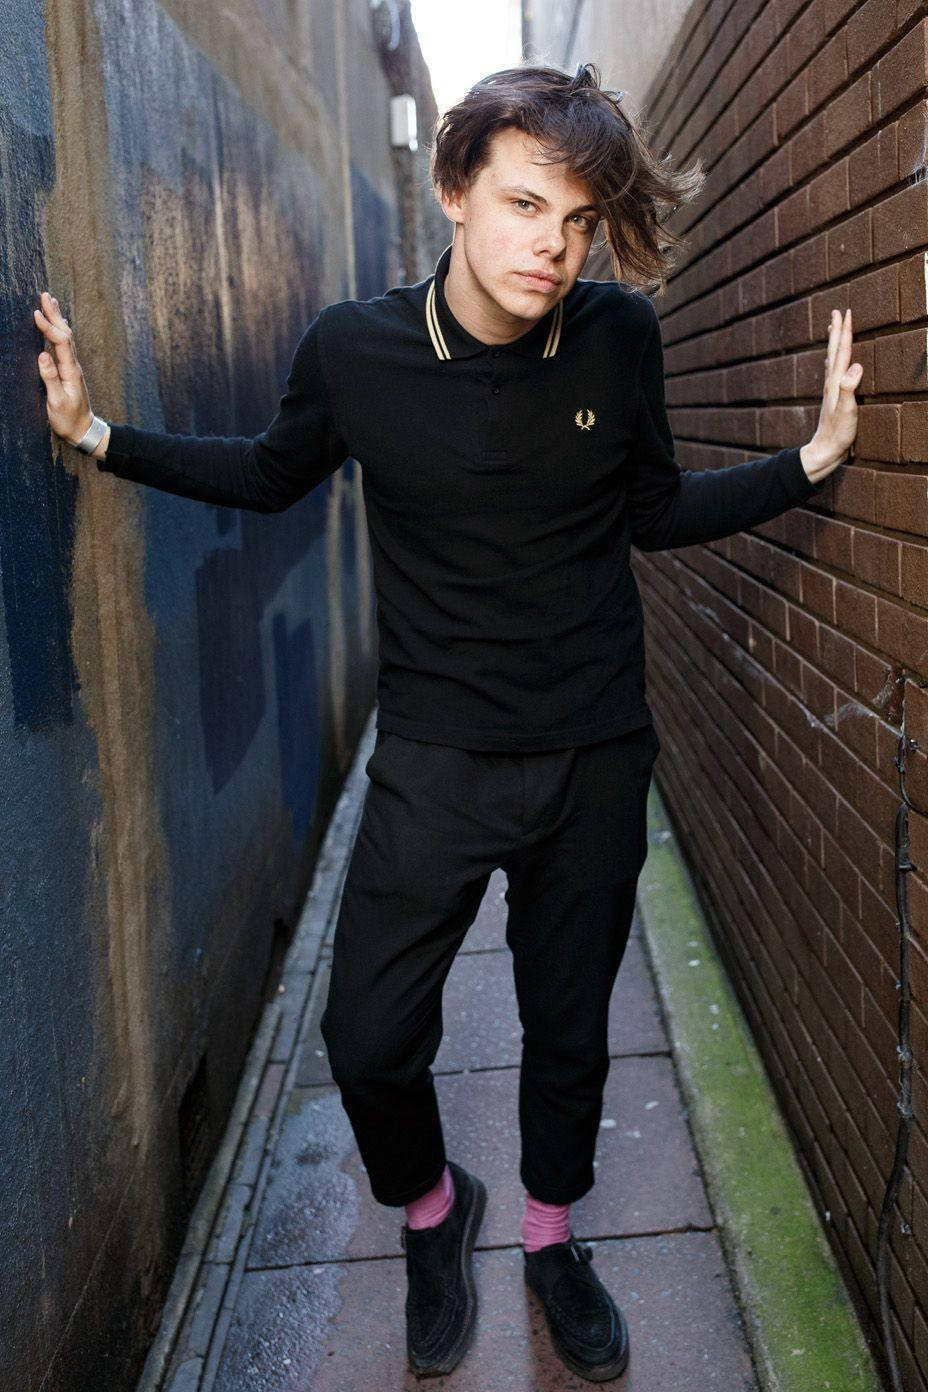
[408,1171,488,1379]
[525,1278,630,1383]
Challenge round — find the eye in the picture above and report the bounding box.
[514,199,535,212]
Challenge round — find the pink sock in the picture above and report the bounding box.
[521,1190,571,1252]
[405,1162,455,1229]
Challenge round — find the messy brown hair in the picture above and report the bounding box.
[428,62,704,295]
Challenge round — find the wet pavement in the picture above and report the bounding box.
[154,717,763,1391]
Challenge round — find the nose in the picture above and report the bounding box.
[533,215,567,259]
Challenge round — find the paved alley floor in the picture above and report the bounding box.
[215,879,759,1391]
[151,713,763,1391]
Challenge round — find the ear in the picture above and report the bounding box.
[438,184,467,228]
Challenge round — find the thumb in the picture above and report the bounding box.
[38,352,59,381]
[840,362,863,390]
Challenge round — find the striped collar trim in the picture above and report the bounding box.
[425,246,565,361]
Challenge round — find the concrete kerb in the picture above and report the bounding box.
[137,710,377,1392]
[635,778,884,1392]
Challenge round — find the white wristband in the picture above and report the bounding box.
[73,414,108,454]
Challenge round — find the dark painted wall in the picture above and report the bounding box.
[0,1,441,1388]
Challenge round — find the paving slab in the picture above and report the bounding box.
[296,915,665,1085]
[433,929,667,1070]
[214,1233,757,1392]
[247,1054,711,1267]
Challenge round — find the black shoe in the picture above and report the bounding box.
[400,1160,487,1378]
[524,1234,630,1382]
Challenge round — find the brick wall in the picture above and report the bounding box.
[633,2,928,1386]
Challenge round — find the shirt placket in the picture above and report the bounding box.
[478,347,510,462]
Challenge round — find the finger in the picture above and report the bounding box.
[825,309,840,377]
[835,308,853,377]
[37,350,65,403]
[33,306,71,341]
[34,304,79,378]
[40,291,69,332]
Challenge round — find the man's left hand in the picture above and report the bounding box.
[799,307,863,483]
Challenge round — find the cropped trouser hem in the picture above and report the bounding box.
[369,1157,450,1208]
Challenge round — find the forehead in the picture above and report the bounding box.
[480,127,594,205]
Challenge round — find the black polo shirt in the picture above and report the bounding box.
[99,242,826,752]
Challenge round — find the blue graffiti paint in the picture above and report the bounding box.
[272,611,321,843]
[351,163,394,300]
[0,104,78,728]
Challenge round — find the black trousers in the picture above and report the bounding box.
[319,721,661,1207]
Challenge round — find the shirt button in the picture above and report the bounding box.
[492,386,500,395]
[491,349,501,358]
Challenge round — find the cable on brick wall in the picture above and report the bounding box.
[874,719,917,1392]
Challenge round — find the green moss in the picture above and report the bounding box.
[636,785,883,1391]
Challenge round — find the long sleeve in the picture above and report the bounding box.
[96,309,349,512]
[626,303,827,552]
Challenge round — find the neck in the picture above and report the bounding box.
[443,236,541,346]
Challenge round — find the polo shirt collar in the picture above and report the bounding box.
[425,242,564,361]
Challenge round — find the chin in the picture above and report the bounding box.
[503,281,552,317]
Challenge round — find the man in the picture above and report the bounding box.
[35,61,860,1384]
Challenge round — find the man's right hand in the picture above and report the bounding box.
[34,291,109,457]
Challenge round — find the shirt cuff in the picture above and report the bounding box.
[96,422,138,471]
[779,445,829,502]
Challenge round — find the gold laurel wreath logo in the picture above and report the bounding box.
[575,408,596,430]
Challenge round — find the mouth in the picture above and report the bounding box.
[516,271,561,292]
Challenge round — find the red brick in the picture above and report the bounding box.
[820,623,858,685]
[857,405,903,462]
[809,157,850,227]
[777,69,809,141]
[855,647,897,706]
[897,98,928,180]
[792,110,828,183]
[825,75,872,164]
[899,249,928,323]
[835,697,880,763]
[852,527,903,592]
[902,539,928,606]
[777,184,811,245]
[902,402,928,462]
[810,27,849,112]
[788,2,827,70]
[905,680,928,750]
[875,20,928,119]
[814,516,855,570]
[800,562,837,620]
[847,262,900,332]
[791,232,828,295]
[874,328,928,394]
[826,208,873,279]
[848,122,898,205]
[875,469,928,531]
[876,594,909,659]
[847,0,900,73]
[833,463,877,522]
[873,180,928,260]
[835,578,878,644]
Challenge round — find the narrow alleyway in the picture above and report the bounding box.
[144,712,877,1392]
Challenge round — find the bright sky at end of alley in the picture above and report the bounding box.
[409,0,523,117]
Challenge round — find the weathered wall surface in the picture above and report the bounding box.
[531,0,692,119]
[534,0,928,1385]
[0,2,441,1388]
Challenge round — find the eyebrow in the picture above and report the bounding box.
[500,185,599,215]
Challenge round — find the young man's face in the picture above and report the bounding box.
[439,126,601,333]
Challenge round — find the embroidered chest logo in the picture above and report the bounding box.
[575,408,596,431]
